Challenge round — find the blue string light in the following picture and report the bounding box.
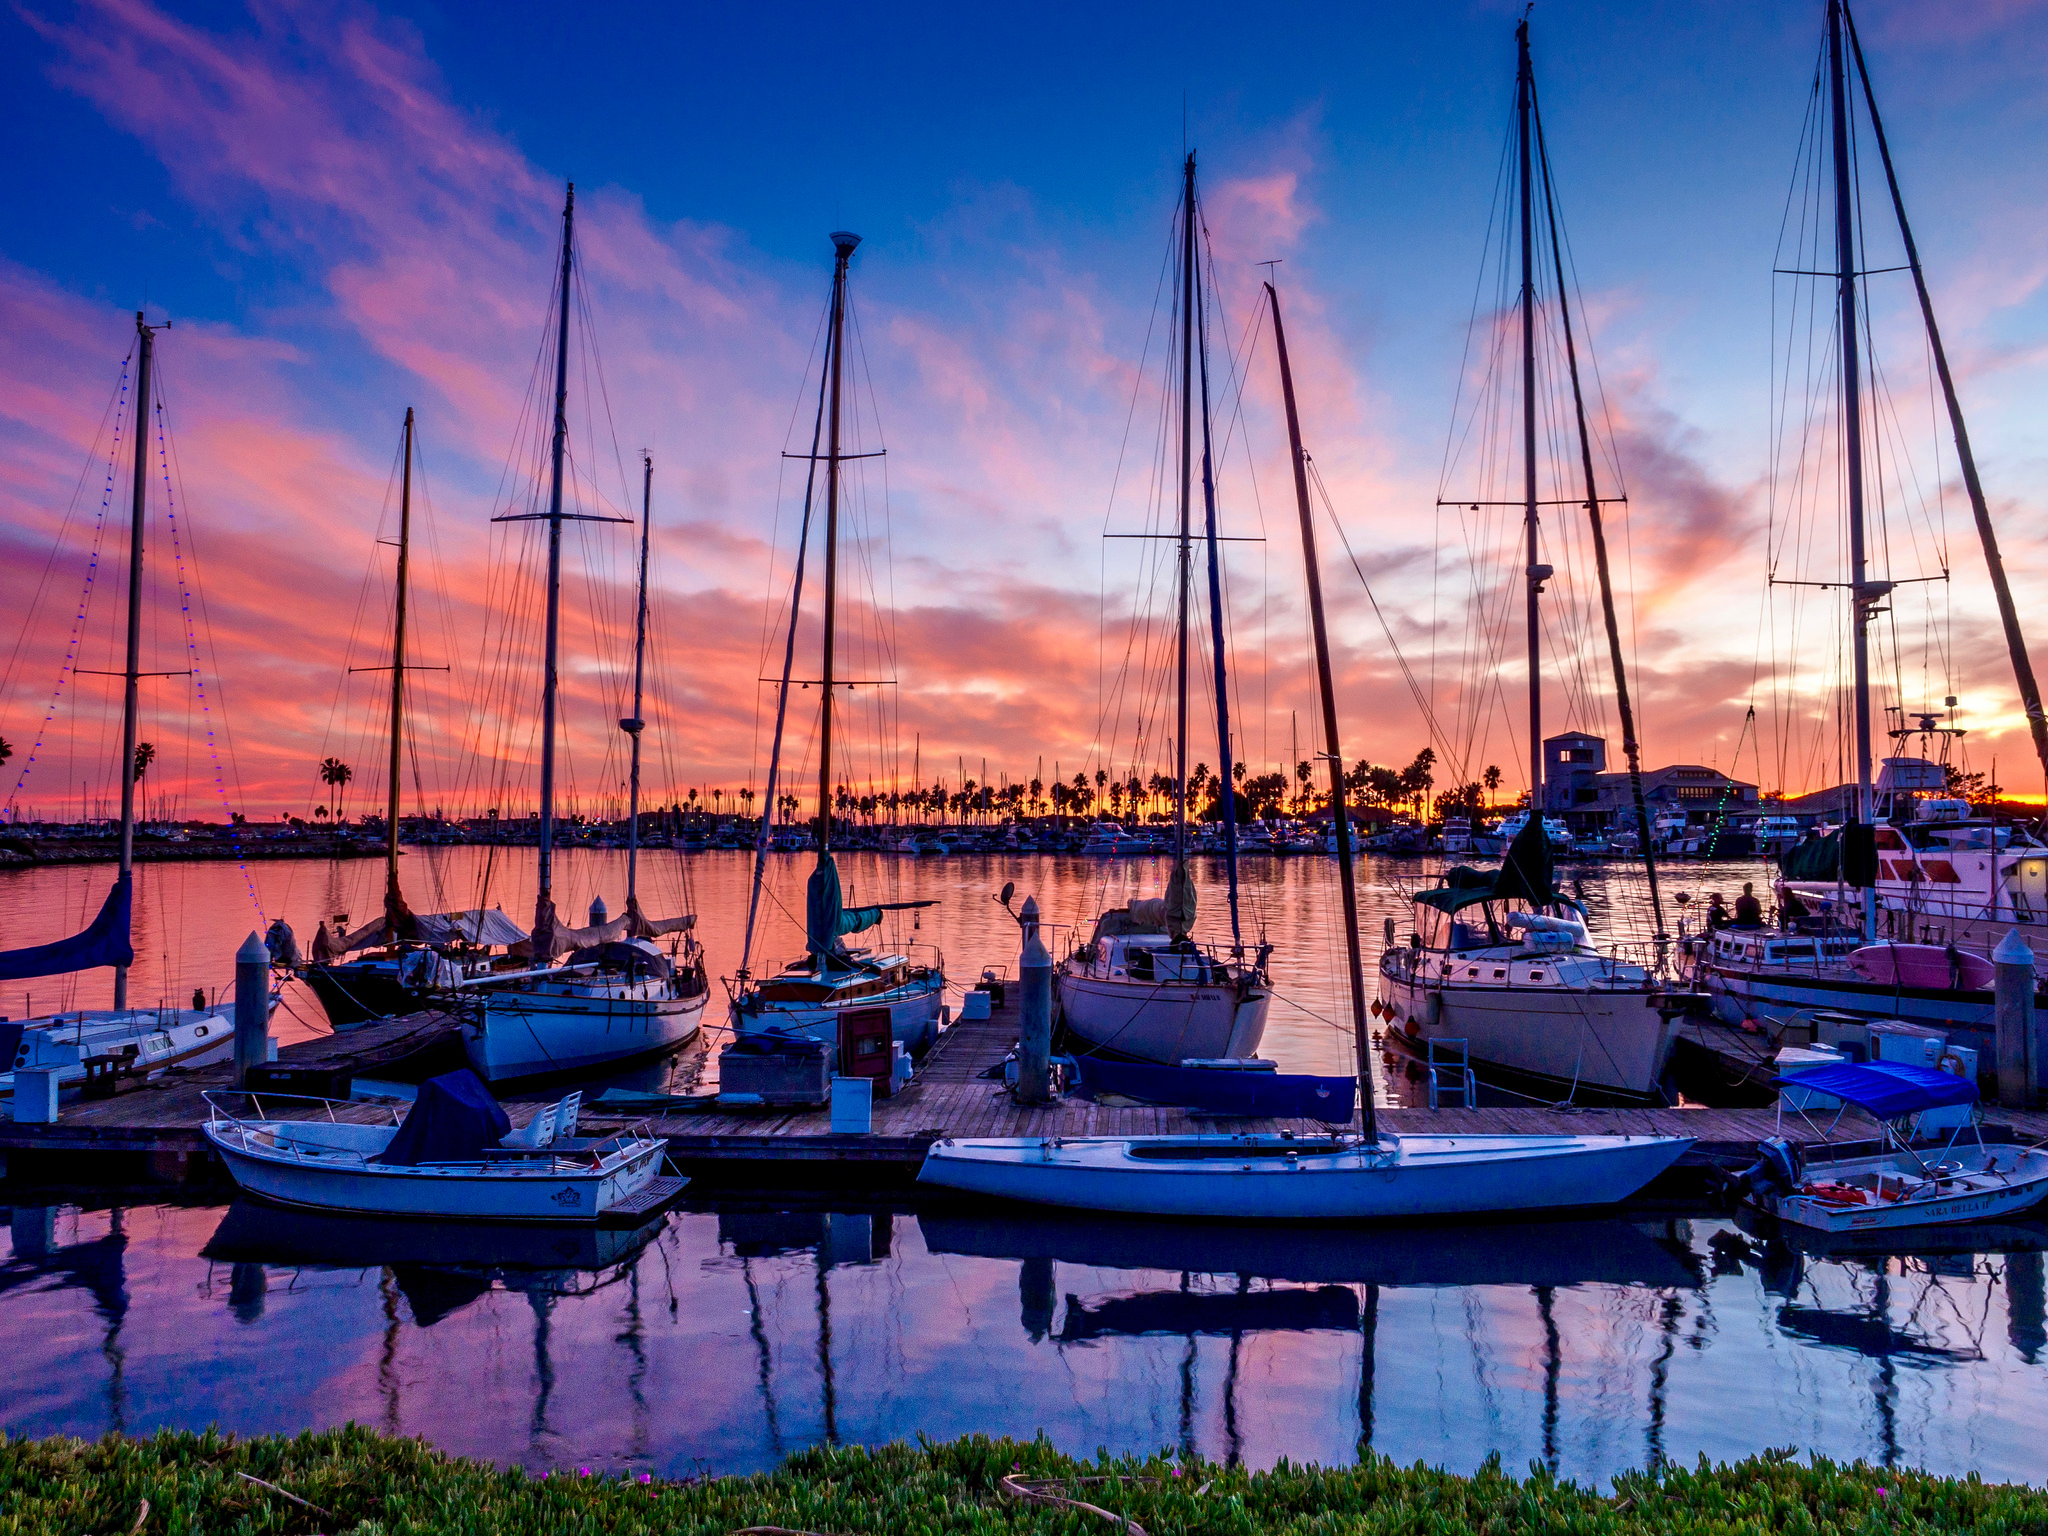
[5,358,126,824]
[156,397,265,923]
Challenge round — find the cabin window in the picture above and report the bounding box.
[1493,968,1507,979]
[1529,970,1545,981]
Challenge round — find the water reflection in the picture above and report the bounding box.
[1,1194,2046,1484]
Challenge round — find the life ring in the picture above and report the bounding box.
[1938,1049,1967,1077]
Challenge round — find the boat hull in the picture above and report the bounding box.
[1700,963,2023,1068]
[918,1132,1692,1219]
[464,985,705,1084]
[1376,964,1677,1101]
[306,961,421,1029]
[731,975,947,1054]
[1057,969,1270,1064]
[203,1129,669,1223]
[1,1007,236,1093]
[1751,1145,2048,1234]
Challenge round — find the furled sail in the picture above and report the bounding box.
[0,874,133,982]
[625,892,696,939]
[805,853,882,961]
[1492,815,1558,908]
[1163,858,1198,941]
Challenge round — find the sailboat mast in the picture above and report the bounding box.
[536,184,575,923]
[1828,0,1877,942]
[1518,19,1543,815]
[1193,182,1242,948]
[817,231,859,860]
[113,312,155,1012]
[625,452,652,907]
[383,407,414,933]
[1267,280,1375,1144]
[1843,7,2048,802]
[1174,154,1195,869]
[1531,93,1668,943]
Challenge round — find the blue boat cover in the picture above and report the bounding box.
[1074,1056,1357,1123]
[0,873,132,982]
[1774,1060,1978,1120]
[372,1069,511,1166]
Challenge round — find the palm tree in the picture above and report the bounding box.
[318,757,352,823]
[1482,764,1502,811]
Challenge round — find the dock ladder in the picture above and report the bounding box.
[1424,1038,1478,1110]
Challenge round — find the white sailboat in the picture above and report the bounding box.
[729,231,945,1054]
[457,187,706,1085]
[1,313,257,1099]
[1056,154,1271,1069]
[918,244,1692,1218]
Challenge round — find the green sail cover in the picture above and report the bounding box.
[1413,817,1560,914]
[1780,830,1841,882]
[805,853,883,961]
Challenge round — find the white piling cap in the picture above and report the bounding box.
[1995,928,2035,966]
[237,930,269,964]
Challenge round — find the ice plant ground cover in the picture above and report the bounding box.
[1,1426,2044,1536]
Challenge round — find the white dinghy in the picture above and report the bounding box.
[1733,1059,2048,1235]
[919,272,1692,1223]
[203,1070,681,1224]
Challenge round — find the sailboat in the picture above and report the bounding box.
[1054,154,1272,1069]
[915,260,1693,1218]
[728,231,945,1053]
[1373,17,1681,1105]
[453,186,707,1084]
[1,313,258,1097]
[1696,0,2048,1079]
[300,409,532,1028]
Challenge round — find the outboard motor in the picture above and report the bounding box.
[264,918,301,969]
[1723,1136,1803,1203]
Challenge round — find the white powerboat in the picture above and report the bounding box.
[203,1072,680,1223]
[919,1130,1692,1219]
[1735,1060,2048,1234]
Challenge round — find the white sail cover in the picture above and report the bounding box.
[626,892,695,938]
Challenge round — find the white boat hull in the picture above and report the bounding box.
[1753,1144,2048,1234]
[731,976,946,1053]
[919,1131,1692,1219]
[465,983,704,1083]
[1378,966,1676,1100]
[1057,969,1270,1063]
[202,1115,672,1223]
[1,1007,238,1093]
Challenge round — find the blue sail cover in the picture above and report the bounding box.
[372,1069,511,1166]
[805,853,882,961]
[0,874,133,982]
[1074,1056,1357,1123]
[1773,1060,1978,1120]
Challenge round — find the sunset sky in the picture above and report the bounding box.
[5,0,2048,822]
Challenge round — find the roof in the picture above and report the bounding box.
[1773,1060,1978,1120]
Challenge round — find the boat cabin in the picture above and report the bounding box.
[750,951,925,1005]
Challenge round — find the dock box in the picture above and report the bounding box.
[718,1033,831,1106]
[838,1007,896,1096]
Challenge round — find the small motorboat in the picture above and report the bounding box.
[1733,1059,2048,1235]
[203,1069,682,1224]
[918,1130,1692,1220]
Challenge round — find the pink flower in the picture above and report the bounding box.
[640,1473,653,1485]
[578,1467,591,1478]
[1876,1488,1891,1499]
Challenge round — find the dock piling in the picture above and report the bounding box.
[1017,895,1052,1104]
[233,930,269,1088]
[1996,928,2038,1108]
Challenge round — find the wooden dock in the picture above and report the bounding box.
[6,988,2047,1188]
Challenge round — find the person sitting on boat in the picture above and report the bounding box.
[1732,881,1765,929]
[1705,892,1730,931]
[1778,886,1810,929]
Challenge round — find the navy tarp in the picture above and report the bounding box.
[1074,1056,1357,1123]
[805,854,881,959]
[372,1069,511,1166]
[1774,1059,1978,1120]
[0,873,132,982]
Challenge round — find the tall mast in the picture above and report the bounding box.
[817,231,859,863]
[113,312,155,1012]
[1828,0,1877,943]
[536,184,575,933]
[1267,280,1374,1145]
[1193,173,1242,949]
[383,406,414,936]
[1174,154,1195,873]
[624,451,652,907]
[1531,86,1668,944]
[1518,18,1544,815]
[1844,5,2048,802]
